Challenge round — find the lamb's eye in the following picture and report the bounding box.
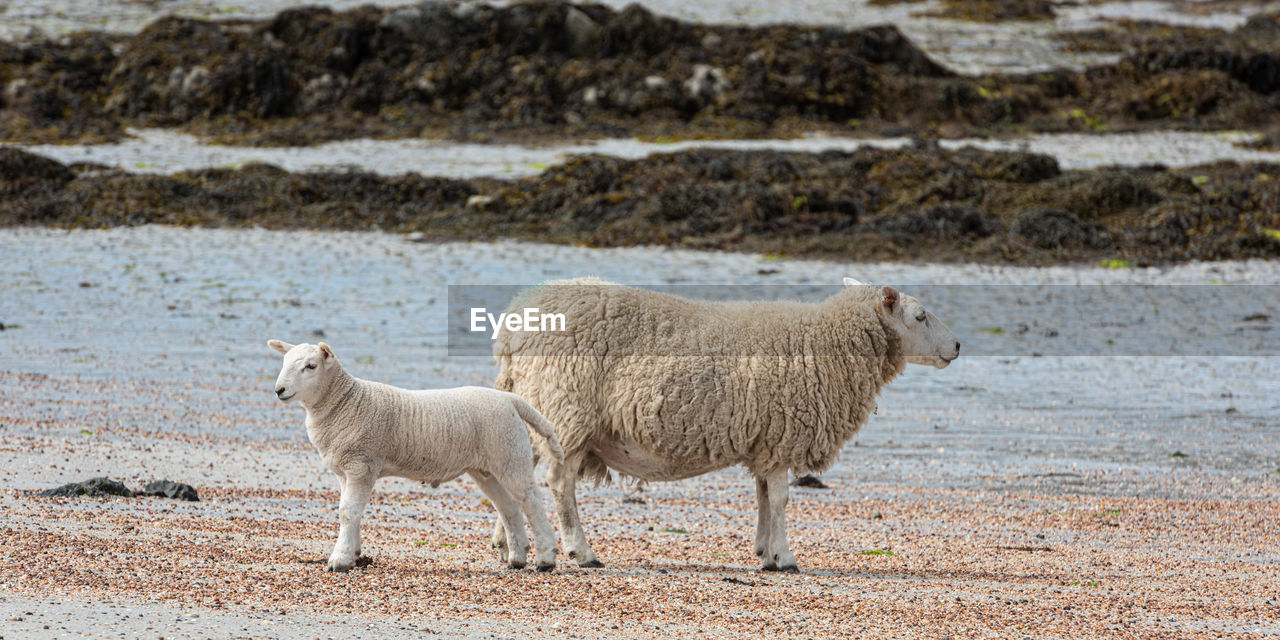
[915,314,926,322]
[305,363,316,370]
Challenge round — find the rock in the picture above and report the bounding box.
[1063,172,1162,219]
[1239,11,1280,40]
[466,194,496,210]
[643,75,668,90]
[180,66,212,100]
[851,25,952,77]
[139,479,200,501]
[601,4,670,57]
[300,73,346,112]
[988,151,1060,183]
[563,6,601,57]
[875,204,1003,238]
[379,2,458,39]
[790,474,829,488]
[684,64,729,102]
[1012,207,1110,250]
[0,148,75,184]
[37,477,133,498]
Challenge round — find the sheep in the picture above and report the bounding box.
[268,340,564,572]
[492,277,959,572]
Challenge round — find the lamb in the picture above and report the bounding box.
[268,340,564,572]
[492,277,959,572]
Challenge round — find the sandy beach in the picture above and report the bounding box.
[3,0,1279,634]
[2,227,1277,638]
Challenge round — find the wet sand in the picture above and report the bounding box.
[12,128,1279,178]
[1,227,1277,638]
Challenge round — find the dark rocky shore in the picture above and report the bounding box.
[4,144,1277,265]
[1,2,1279,145]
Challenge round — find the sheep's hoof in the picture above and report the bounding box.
[507,560,527,570]
[761,563,780,572]
[577,559,605,568]
[536,563,555,573]
[325,564,351,573]
[779,565,800,574]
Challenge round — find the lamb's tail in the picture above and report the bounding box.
[508,393,565,462]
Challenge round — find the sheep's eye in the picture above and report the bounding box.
[305,363,317,370]
[915,314,926,322]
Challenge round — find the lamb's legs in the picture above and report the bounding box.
[753,475,773,566]
[334,474,360,558]
[470,471,531,569]
[500,475,558,571]
[548,453,602,567]
[328,470,375,572]
[762,468,798,573]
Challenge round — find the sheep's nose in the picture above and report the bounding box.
[955,341,962,353]
[275,387,286,397]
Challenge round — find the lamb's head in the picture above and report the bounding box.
[267,340,337,404]
[843,278,960,369]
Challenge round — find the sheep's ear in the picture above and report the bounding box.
[318,342,334,360]
[268,340,293,355]
[843,277,865,287]
[881,286,900,313]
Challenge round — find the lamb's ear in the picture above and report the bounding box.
[881,286,900,313]
[843,277,865,287]
[318,342,334,360]
[267,340,293,355]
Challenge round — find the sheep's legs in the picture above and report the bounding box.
[470,471,531,569]
[549,453,603,568]
[328,471,375,572]
[753,475,773,565]
[490,515,509,564]
[761,469,798,573]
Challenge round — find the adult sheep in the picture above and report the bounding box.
[492,277,960,572]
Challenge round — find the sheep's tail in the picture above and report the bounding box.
[508,394,565,462]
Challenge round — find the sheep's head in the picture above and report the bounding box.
[843,278,960,369]
[267,340,336,404]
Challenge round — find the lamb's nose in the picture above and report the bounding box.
[955,341,962,353]
[275,387,286,397]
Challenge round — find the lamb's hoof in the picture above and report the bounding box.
[779,565,800,574]
[578,559,605,568]
[762,563,780,572]
[536,563,555,573]
[507,560,527,570]
[325,564,351,573]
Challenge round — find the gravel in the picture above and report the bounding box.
[1,227,1277,637]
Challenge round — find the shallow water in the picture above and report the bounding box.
[1,227,1276,499]
[12,129,1276,178]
